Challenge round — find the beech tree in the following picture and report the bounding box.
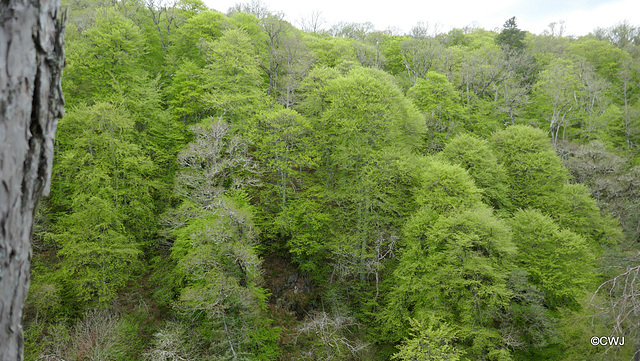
[167,28,264,123]
[383,202,515,360]
[168,9,226,66]
[51,103,157,304]
[407,71,466,152]
[63,7,146,106]
[509,209,595,309]
[0,0,66,358]
[490,125,569,209]
[392,318,463,361]
[438,134,512,211]
[291,66,424,278]
[247,107,315,237]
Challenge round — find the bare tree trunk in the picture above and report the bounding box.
[0,0,66,359]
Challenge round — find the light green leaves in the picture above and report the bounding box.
[167,28,265,123]
[57,195,141,304]
[509,209,595,309]
[64,8,146,105]
[384,203,515,358]
[52,102,158,305]
[439,134,512,210]
[491,125,568,208]
[392,318,463,361]
[408,72,466,152]
[412,160,482,214]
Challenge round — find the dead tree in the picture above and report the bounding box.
[0,0,66,359]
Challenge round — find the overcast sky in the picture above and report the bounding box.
[202,0,639,36]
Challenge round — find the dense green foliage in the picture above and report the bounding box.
[24,1,640,360]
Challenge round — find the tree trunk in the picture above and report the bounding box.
[0,1,66,360]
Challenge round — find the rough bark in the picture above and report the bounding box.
[0,0,66,360]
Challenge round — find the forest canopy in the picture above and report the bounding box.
[23,1,640,360]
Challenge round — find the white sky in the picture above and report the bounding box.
[203,0,640,36]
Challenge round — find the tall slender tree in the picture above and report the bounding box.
[496,17,525,50]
